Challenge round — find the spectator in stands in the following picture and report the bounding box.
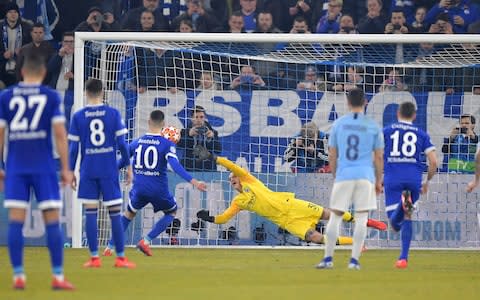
[239,0,260,32]
[288,0,313,30]
[357,0,388,33]
[337,14,358,34]
[47,31,74,124]
[284,122,330,173]
[121,0,170,31]
[255,10,282,33]
[378,69,408,92]
[389,0,436,24]
[263,0,290,32]
[172,0,219,32]
[410,6,429,33]
[315,0,343,33]
[289,16,311,33]
[0,3,32,86]
[197,71,220,90]
[330,66,373,93]
[230,64,266,90]
[442,114,479,173]
[177,105,222,171]
[468,19,480,33]
[425,0,479,34]
[16,0,59,41]
[139,10,160,31]
[428,12,454,33]
[384,9,409,34]
[178,19,195,32]
[16,22,55,83]
[220,11,245,33]
[297,65,326,91]
[158,0,188,23]
[102,8,122,31]
[75,7,113,32]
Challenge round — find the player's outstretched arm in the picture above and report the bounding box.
[467,150,480,192]
[197,204,241,224]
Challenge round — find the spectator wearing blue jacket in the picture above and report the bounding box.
[425,0,479,33]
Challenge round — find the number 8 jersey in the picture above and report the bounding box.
[68,104,128,178]
[383,121,435,183]
[0,83,65,175]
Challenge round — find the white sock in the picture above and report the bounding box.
[53,274,64,281]
[325,213,342,258]
[352,211,368,261]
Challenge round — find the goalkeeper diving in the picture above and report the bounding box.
[194,147,387,245]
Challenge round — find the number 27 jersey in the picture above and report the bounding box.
[383,121,435,183]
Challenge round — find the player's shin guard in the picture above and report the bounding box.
[109,210,125,257]
[342,211,354,223]
[352,212,368,261]
[146,214,175,242]
[85,208,99,256]
[8,221,25,275]
[46,222,64,277]
[400,220,413,260]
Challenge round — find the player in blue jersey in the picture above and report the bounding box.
[103,109,207,256]
[0,54,75,290]
[383,101,437,269]
[317,88,384,270]
[68,78,135,269]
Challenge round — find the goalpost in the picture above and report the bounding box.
[72,32,480,249]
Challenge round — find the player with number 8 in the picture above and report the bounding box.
[68,78,136,269]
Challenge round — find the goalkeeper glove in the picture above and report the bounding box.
[197,209,215,223]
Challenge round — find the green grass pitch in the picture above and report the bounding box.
[0,247,479,300]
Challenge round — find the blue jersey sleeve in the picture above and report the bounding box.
[167,156,193,182]
[51,91,66,125]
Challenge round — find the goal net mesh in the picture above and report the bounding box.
[75,35,480,249]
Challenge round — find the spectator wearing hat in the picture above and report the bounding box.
[0,3,32,86]
[75,7,113,32]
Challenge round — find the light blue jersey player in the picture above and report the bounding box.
[104,110,206,256]
[68,79,135,269]
[0,54,74,290]
[383,101,437,269]
[317,88,384,270]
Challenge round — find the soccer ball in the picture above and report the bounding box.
[162,126,181,144]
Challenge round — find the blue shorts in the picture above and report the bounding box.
[78,177,122,207]
[128,189,177,214]
[384,180,421,218]
[3,173,61,210]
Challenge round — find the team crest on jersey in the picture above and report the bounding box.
[243,187,250,193]
[170,146,176,154]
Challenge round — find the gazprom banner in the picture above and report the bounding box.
[1,173,477,248]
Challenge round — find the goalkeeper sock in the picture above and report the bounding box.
[400,220,412,260]
[146,214,175,241]
[8,221,24,273]
[109,210,125,257]
[342,211,354,223]
[46,222,64,276]
[390,204,404,232]
[336,236,353,245]
[85,208,99,257]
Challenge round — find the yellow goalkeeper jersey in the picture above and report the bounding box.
[214,157,296,227]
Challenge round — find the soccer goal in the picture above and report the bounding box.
[71,32,480,249]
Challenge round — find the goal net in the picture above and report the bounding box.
[71,32,480,249]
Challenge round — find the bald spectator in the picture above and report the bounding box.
[121,0,170,31]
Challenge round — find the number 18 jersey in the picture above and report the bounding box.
[68,104,127,179]
[383,121,435,183]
